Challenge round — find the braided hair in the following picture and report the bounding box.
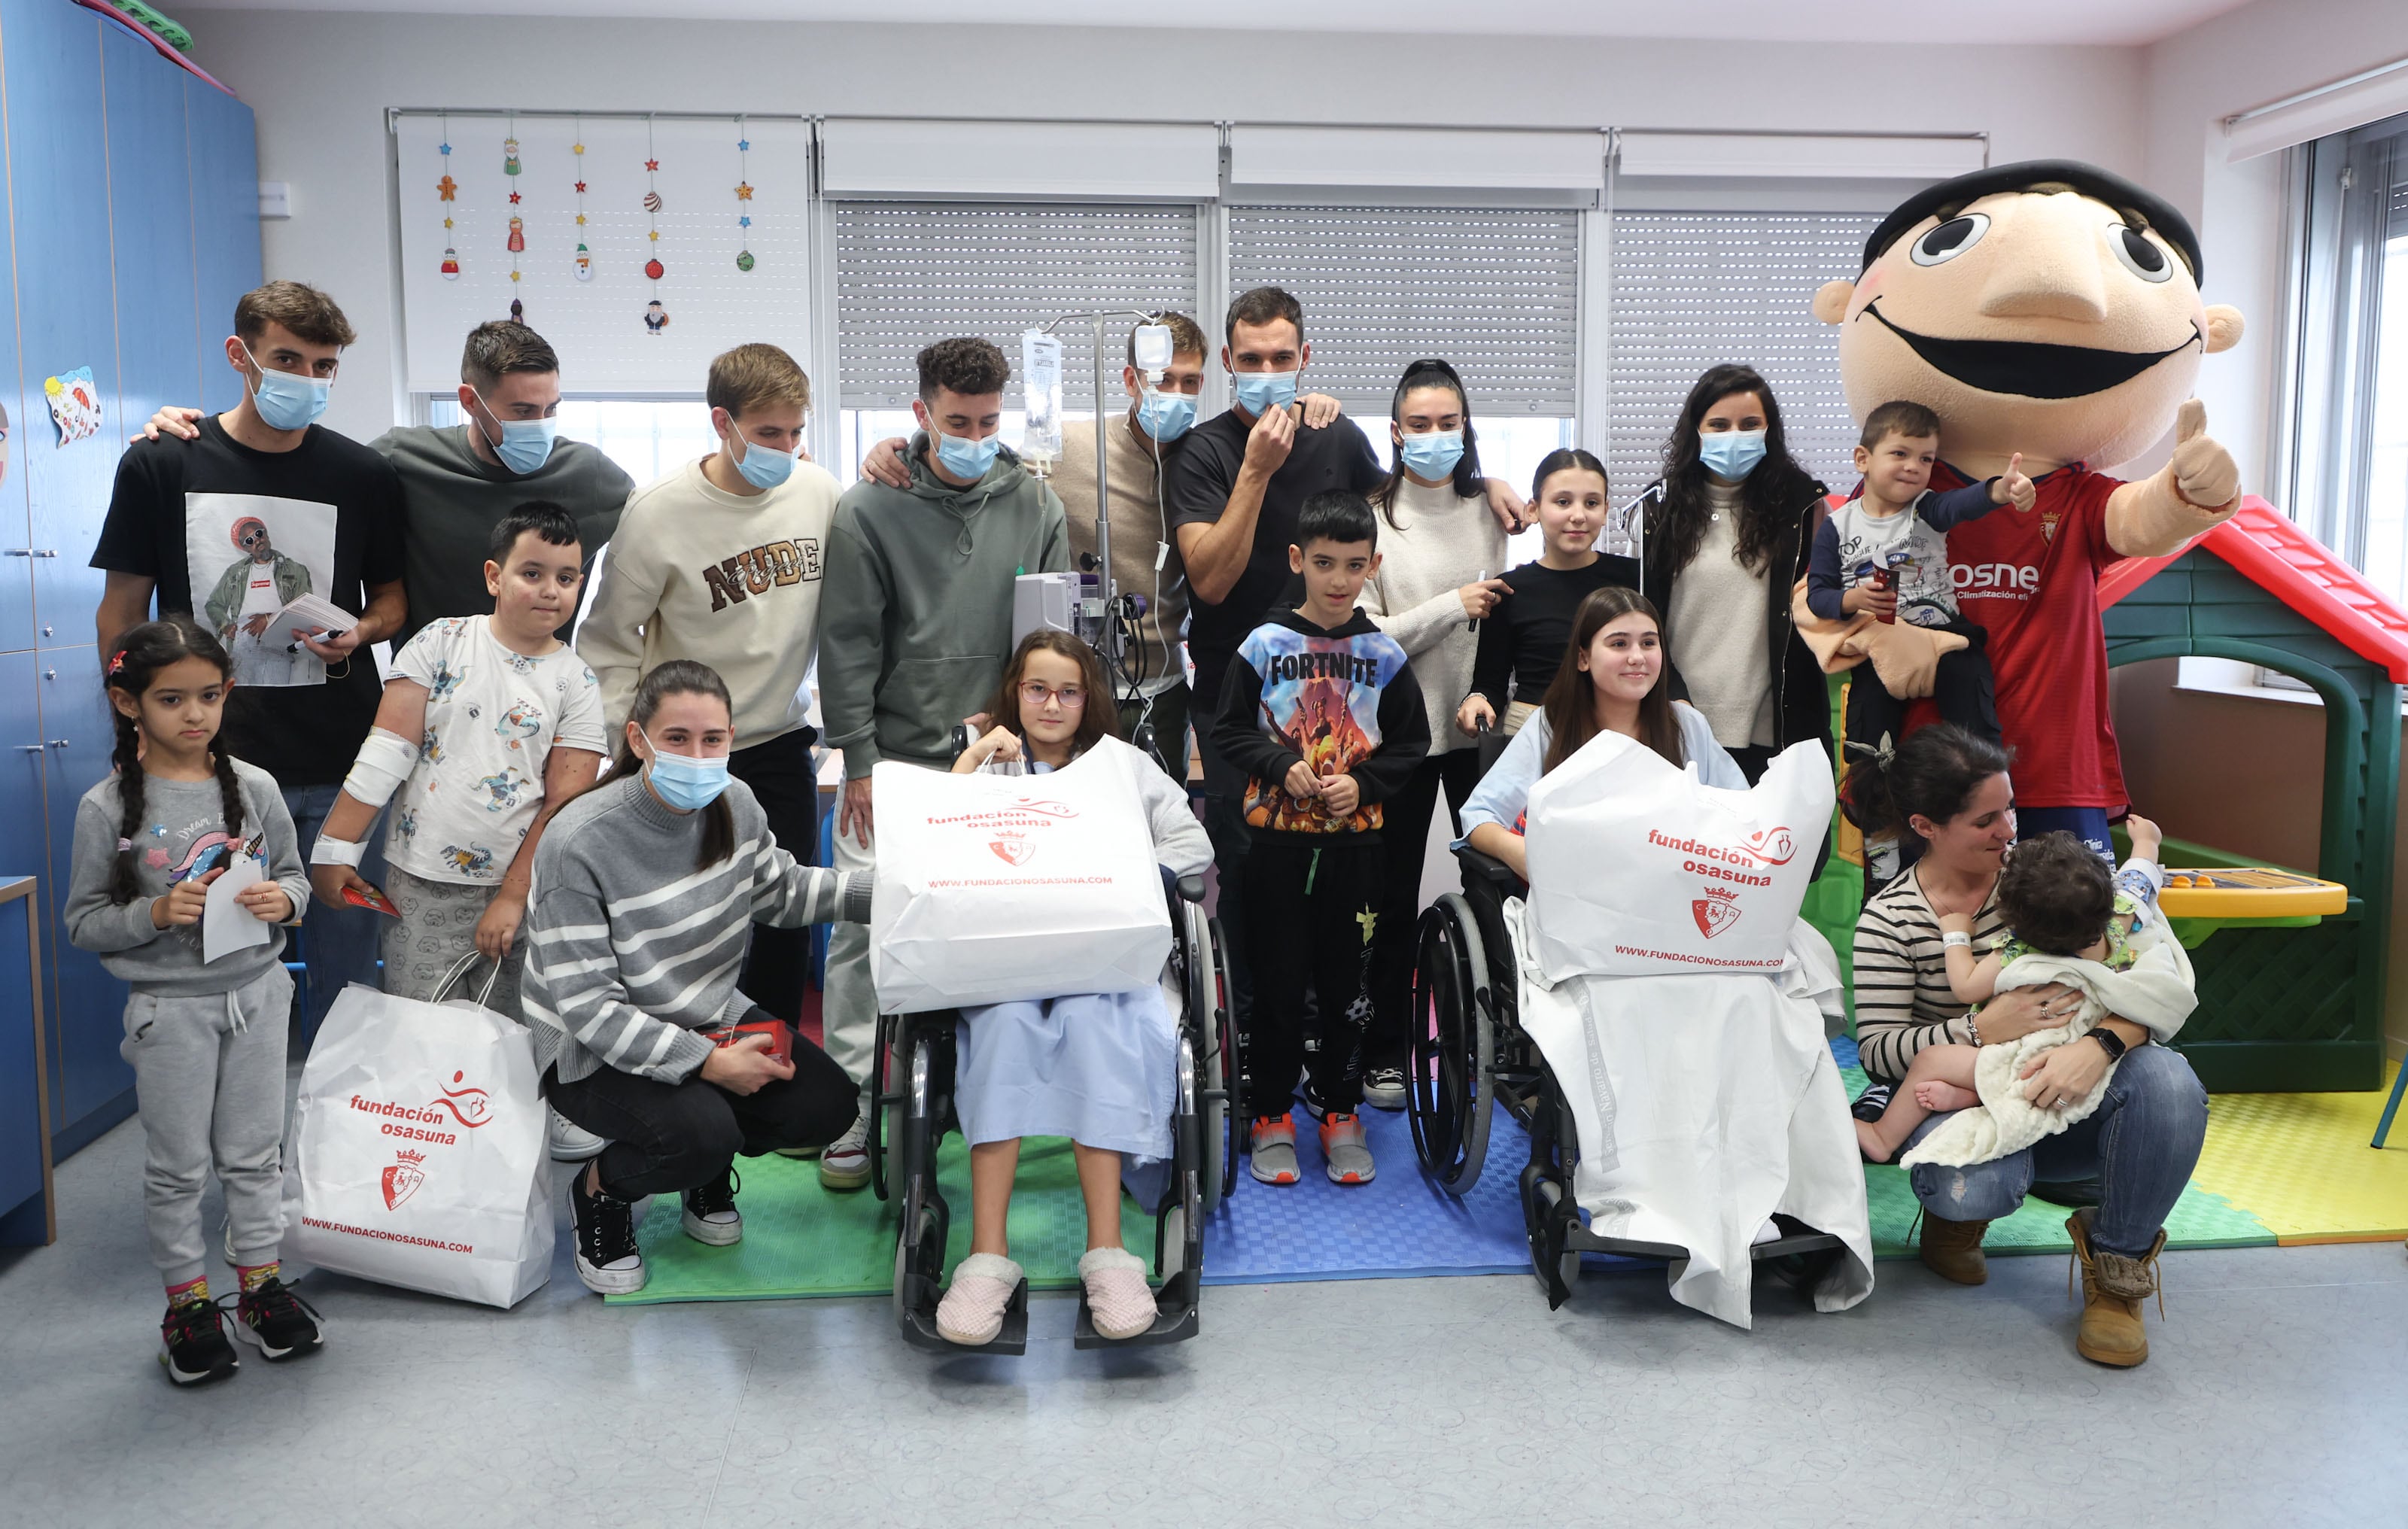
[105,616,242,905]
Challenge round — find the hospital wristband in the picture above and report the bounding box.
[309,835,366,869]
[1941,931,1973,948]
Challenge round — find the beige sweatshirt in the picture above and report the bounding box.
[578,455,838,744]
[1054,415,1188,698]
[1361,476,1507,755]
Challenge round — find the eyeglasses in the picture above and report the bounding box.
[1019,682,1087,710]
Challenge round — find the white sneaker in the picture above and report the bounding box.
[548,1107,607,1163]
[818,1111,871,1192]
[680,1167,743,1247]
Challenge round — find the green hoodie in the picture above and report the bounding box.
[819,434,1069,777]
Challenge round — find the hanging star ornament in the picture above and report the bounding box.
[574,181,587,193]
[439,141,451,157]
[739,214,752,228]
[645,158,660,171]
[648,230,659,241]
[508,190,522,205]
[737,138,750,152]
[575,214,587,226]
[572,142,585,155]
[436,175,457,200]
[734,181,754,202]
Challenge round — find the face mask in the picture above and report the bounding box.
[243,344,330,432]
[640,730,731,812]
[1398,430,1464,480]
[473,388,559,475]
[930,427,1001,482]
[731,433,797,491]
[1698,428,1768,482]
[1232,369,1299,417]
[1136,389,1196,444]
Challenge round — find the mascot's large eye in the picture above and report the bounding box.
[2108,223,2174,283]
[1909,213,1990,266]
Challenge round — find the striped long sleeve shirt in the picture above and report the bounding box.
[522,773,871,1086]
[1850,868,2009,1085]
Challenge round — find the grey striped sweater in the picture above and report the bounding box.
[522,773,871,1085]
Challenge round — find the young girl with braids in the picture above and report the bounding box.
[64,616,318,1387]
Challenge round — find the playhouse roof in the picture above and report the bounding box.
[2099,497,2408,685]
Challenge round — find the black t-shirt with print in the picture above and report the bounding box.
[90,415,406,786]
[1165,408,1386,732]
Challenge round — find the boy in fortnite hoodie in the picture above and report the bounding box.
[813,336,1069,1190]
[1213,491,1427,1188]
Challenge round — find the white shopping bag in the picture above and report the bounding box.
[282,982,552,1308]
[1525,733,1832,981]
[871,736,1171,1013]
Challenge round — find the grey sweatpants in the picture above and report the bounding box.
[120,963,295,1286]
[381,864,523,1021]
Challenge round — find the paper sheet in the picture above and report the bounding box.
[202,856,272,965]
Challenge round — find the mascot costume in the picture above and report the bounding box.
[1810,160,2246,854]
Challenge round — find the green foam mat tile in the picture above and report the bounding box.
[1841,1062,2276,1258]
[604,1136,1154,1305]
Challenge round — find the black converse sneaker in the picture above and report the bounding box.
[159,1297,239,1386]
[680,1166,743,1247]
[570,1169,647,1295]
[232,1275,324,1360]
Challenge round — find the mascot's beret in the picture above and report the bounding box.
[1859,160,2203,281]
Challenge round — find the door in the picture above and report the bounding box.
[184,74,260,417]
[3,1,118,653]
[35,645,131,1151]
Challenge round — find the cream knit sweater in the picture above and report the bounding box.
[1361,476,1507,756]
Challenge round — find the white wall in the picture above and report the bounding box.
[187,9,2146,442]
[2141,0,2408,495]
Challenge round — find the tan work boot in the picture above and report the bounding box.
[2066,1209,2166,1367]
[1917,1213,1993,1285]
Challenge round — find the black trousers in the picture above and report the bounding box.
[725,727,819,1021]
[545,1011,858,1198]
[1845,619,2000,752]
[1242,837,1382,1119]
[1365,750,1480,1071]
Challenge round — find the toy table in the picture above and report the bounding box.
[2155,867,2349,949]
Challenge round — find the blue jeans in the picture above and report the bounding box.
[280,783,388,1036]
[1903,1042,2207,1259]
[2016,804,2114,859]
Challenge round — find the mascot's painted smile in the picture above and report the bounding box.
[1858,301,2203,401]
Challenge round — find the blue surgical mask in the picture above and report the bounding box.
[243,344,330,432]
[1232,369,1299,418]
[930,427,1001,482]
[1137,389,1196,444]
[1699,428,1768,482]
[640,731,731,812]
[1398,430,1464,481]
[731,434,797,491]
[473,388,559,475]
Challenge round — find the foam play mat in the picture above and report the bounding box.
[607,1041,2401,1305]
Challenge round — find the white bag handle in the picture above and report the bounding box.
[433,949,505,1010]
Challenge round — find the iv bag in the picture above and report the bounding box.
[1022,330,1063,474]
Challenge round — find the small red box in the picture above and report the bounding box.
[713,1018,793,1067]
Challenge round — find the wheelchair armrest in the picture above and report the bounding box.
[1454,845,1522,889]
[1175,873,1206,904]
[950,722,976,758]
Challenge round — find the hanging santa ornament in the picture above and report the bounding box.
[733,117,756,272]
[436,113,460,280]
[571,120,592,281]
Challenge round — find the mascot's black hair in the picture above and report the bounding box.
[1860,160,2202,282]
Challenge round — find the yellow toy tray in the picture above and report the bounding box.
[2155,867,2348,920]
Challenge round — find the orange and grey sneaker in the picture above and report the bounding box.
[1319,1112,1376,1185]
[1249,1113,1300,1185]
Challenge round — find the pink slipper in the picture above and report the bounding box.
[1078,1247,1157,1340]
[935,1253,1023,1345]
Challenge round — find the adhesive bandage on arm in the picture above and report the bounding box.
[341,727,419,809]
[309,834,366,868]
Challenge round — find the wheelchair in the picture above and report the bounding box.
[868,866,1243,1354]
[1408,842,1846,1309]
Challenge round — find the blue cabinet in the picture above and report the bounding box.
[0,876,53,1245]
[0,0,258,1161]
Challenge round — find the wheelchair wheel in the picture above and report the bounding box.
[891,1029,947,1322]
[1188,905,1236,1217]
[868,1011,896,1202]
[1209,914,1246,1181]
[1407,896,1494,1196]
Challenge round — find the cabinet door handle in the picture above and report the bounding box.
[2,549,56,558]
[47,739,68,749]
[15,745,40,753]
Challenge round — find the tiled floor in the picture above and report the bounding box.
[2,1108,2402,1528]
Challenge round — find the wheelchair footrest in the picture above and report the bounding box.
[899,1278,1029,1357]
[1071,1283,1199,1349]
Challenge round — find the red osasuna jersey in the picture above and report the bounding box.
[1926,461,2126,810]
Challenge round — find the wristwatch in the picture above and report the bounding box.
[2090,1027,2130,1062]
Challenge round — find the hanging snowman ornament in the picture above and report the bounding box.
[574,242,592,281]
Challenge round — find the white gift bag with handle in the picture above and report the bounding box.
[871,736,1171,1013]
[282,966,552,1309]
[1524,733,1832,982]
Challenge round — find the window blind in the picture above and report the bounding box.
[831,202,1200,409]
[1604,211,1878,498]
[394,114,811,395]
[1227,206,1582,414]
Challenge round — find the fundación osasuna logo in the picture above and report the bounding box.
[927,794,1079,868]
[348,1068,497,1148]
[1692,883,1742,938]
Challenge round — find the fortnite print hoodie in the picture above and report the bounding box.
[818,433,1069,776]
[1212,607,1430,839]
